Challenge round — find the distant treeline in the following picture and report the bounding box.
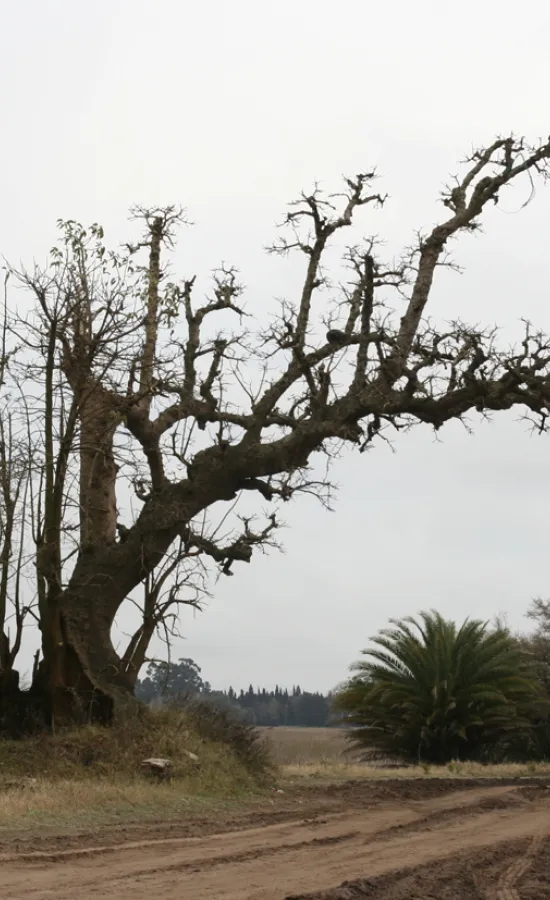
[135,658,337,727]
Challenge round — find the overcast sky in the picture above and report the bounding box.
[2,0,550,694]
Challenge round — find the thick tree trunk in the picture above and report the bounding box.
[27,377,130,727]
[2,436,319,731]
[1,620,140,733]
[1,576,141,732]
[34,449,243,725]
[54,593,138,725]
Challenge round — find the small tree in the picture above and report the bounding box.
[334,611,542,763]
[136,657,205,703]
[2,135,550,730]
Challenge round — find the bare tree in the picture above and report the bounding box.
[0,271,37,723]
[2,134,550,729]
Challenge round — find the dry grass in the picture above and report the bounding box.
[0,777,265,832]
[260,727,550,781]
[4,722,549,833]
[281,760,550,779]
[258,726,360,766]
[0,708,270,831]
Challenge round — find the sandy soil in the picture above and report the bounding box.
[1,779,549,899]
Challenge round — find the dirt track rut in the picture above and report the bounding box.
[1,782,549,899]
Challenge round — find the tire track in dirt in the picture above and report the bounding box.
[0,777,544,857]
[492,833,545,900]
[2,783,549,900]
[0,784,515,866]
[287,837,550,900]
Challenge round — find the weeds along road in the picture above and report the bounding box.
[1,780,550,899]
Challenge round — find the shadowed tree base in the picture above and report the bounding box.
[0,656,140,736]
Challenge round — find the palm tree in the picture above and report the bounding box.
[334,611,542,764]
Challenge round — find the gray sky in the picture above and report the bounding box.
[2,0,550,694]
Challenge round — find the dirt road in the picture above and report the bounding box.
[1,780,549,899]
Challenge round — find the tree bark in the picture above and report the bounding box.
[24,445,243,726]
